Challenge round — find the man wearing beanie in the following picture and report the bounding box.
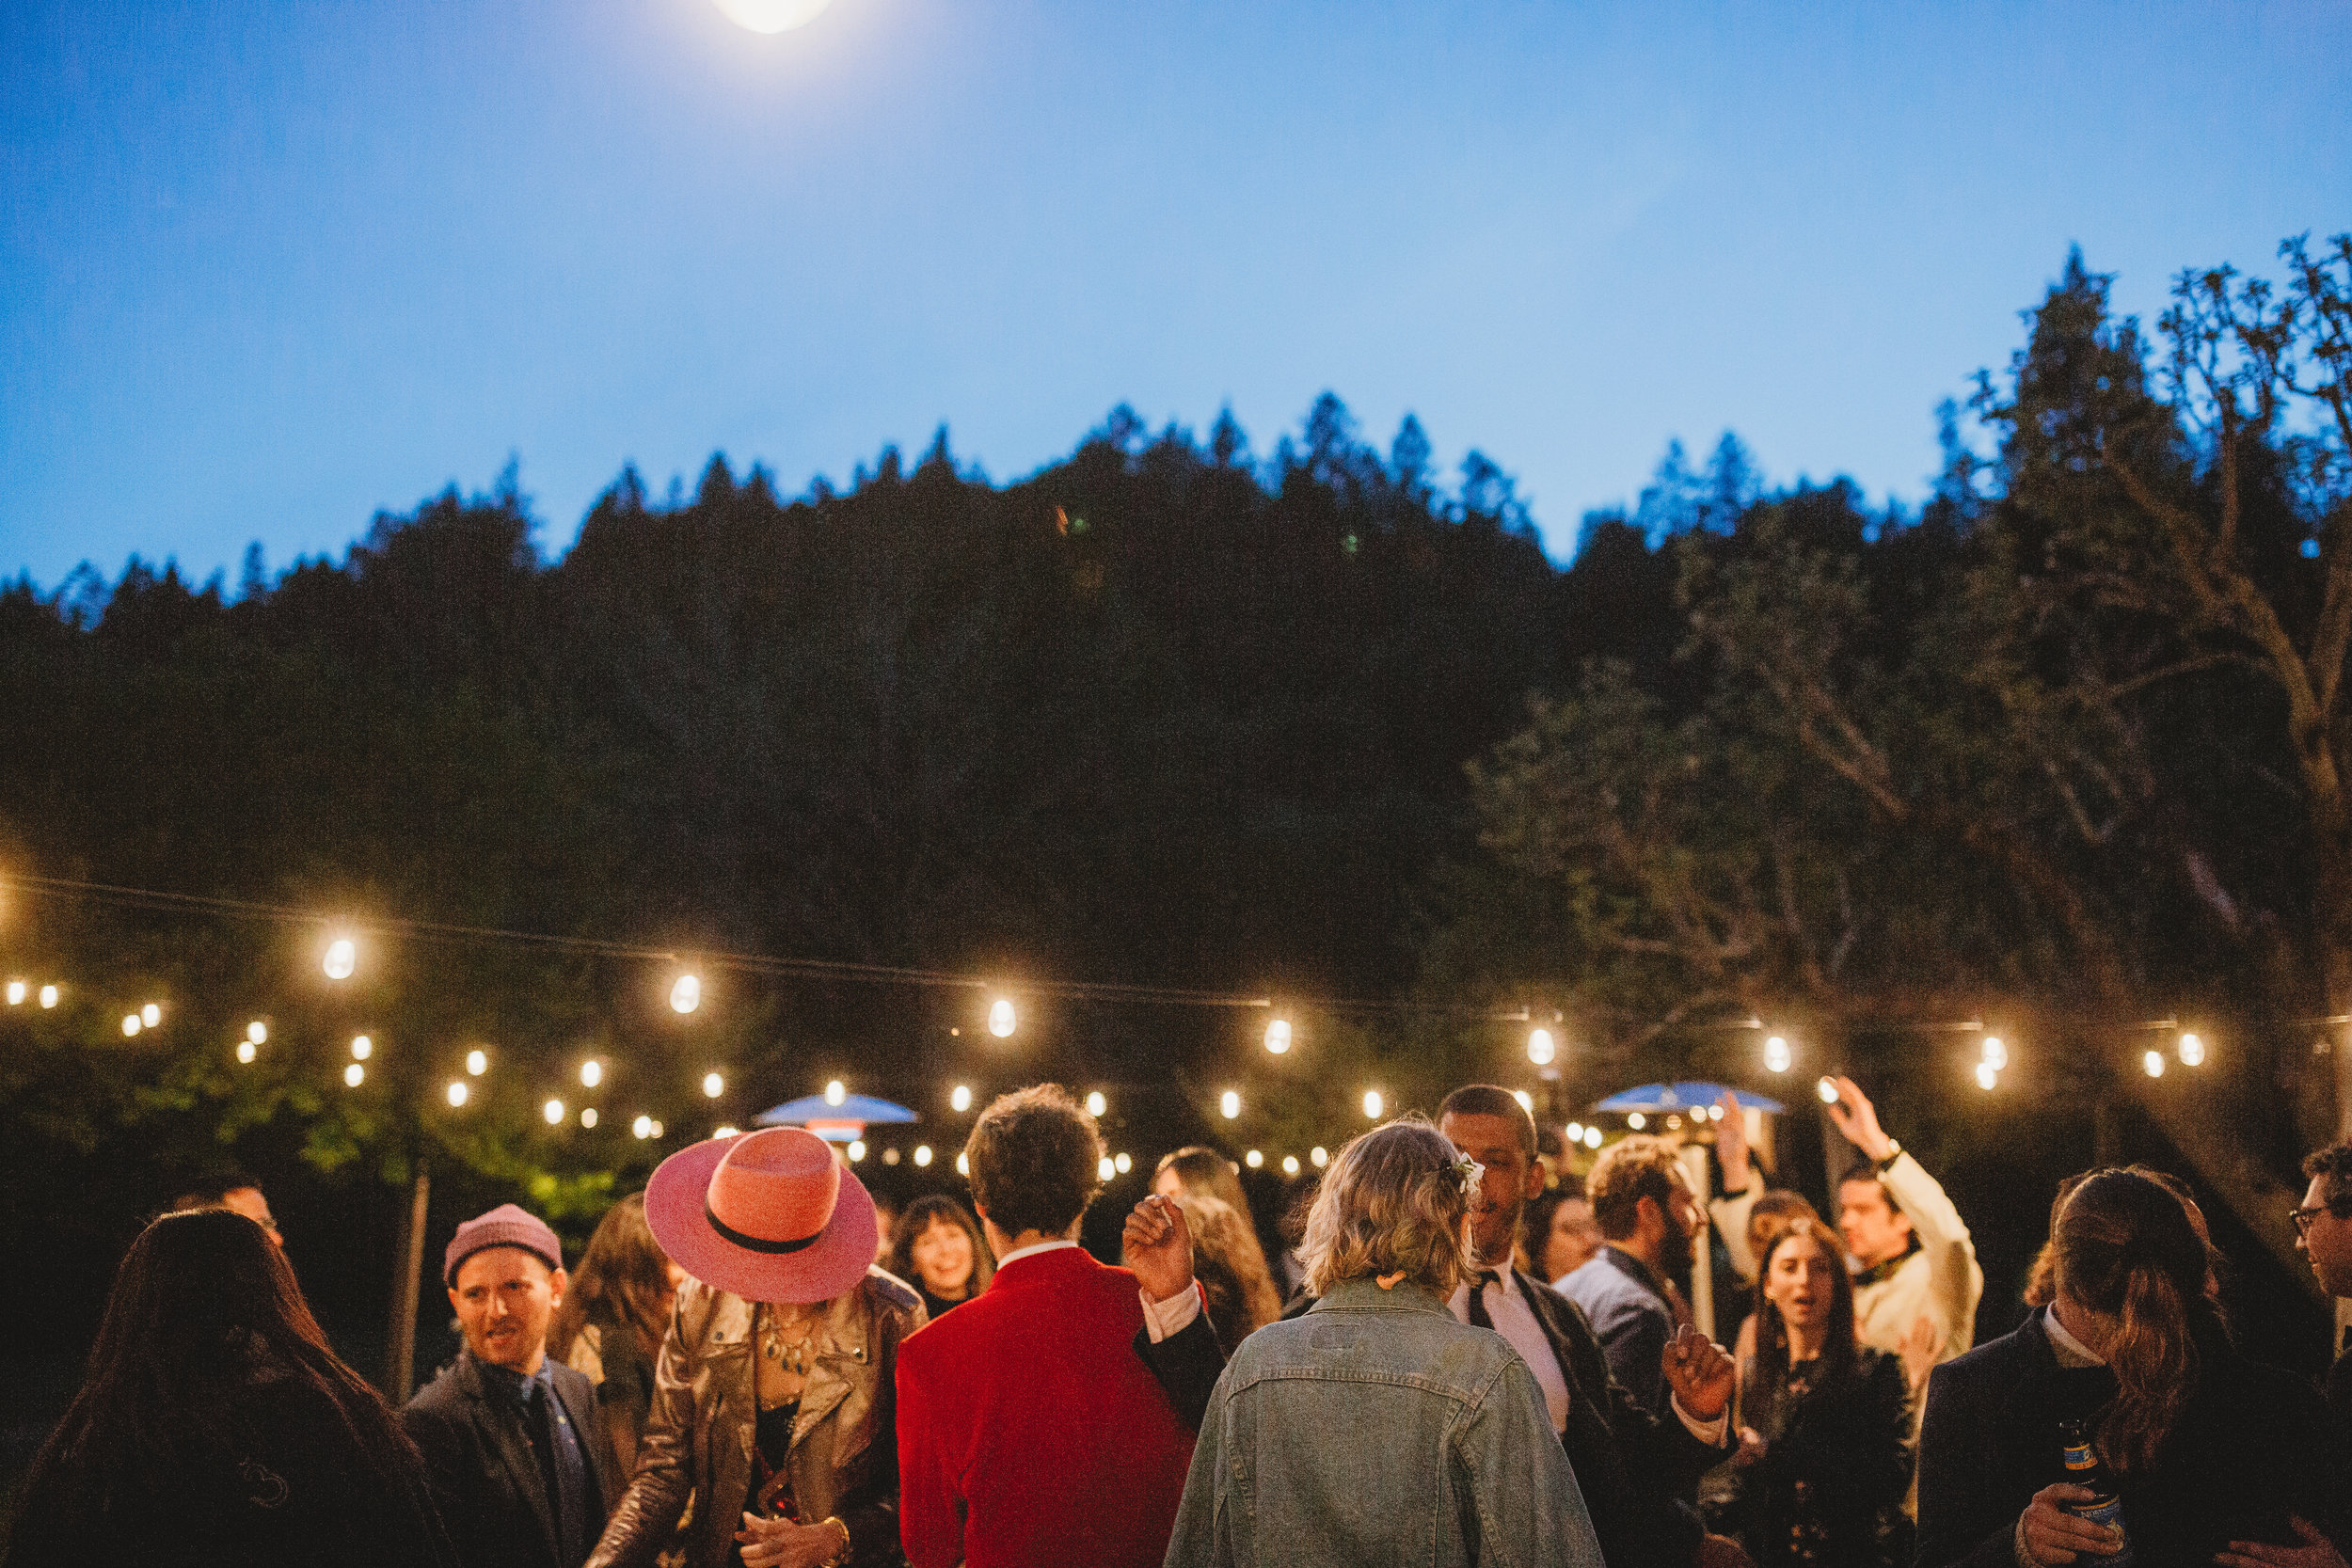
[404,1203,619,1568]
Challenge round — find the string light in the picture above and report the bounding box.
[1527,1028,1555,1066]
[988,998,1016,1037]
[5,981,23,1006]
[580,1107,598,1128]
[882,1148,899,1165]
[344,1063,364,1087]
[1220,1089,1241,1119]
[632,1114,654,1138]
[850,1140,867,1161]
[1980,1036,2007,1069]
[1281,1154,1299,1176]
[1311,1146,1328,1167]
[1764,1036,1792,1073]
[1706,1102,1724,1121]
[39,985,57,1008]
[236,1040,256,1064]
[1115,1151,1132,1174]
[670,974,701,1014]
[545,1099,566,1124]
[446,1081,469,1107]
[1582,1126,1602,1148]
[1246,1149,1263,1168]
[465,1049,487,1076]
[1513,1089,1534,1112]
[1264,1018,1292,1053]
[1085,1090,1106,1117]
[351,1035,373,1060]
[715,1124,740,1138]
[141,1003,160,1028]
[323,938,356,980]
[1362,1089,1383,1119]
[956,1152,968,1175]
[703,1071,724,1098]
[1975,1061,1998,1091]
[650,1118,664,1137]
[1098,1156,1116,1181]
[245,1021,266,1045]
[2178,1032,2206,1067]
[580,1058,603,1088]
[1627,1113,1645,1130]
[121,1013,140,1037]
[825,1079,847,1106]
[951,1085,973,1113]
[914,1145,933,1167]
[2143,1050,2166,1079]
[1565,1121,1584,1142]
[1816,1077,1840,1104]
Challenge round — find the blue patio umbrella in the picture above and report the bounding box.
[755,1092,920,1142]
[1590,1081,1785,1115]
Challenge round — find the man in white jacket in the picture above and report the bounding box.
[1824,1075,1983,1394]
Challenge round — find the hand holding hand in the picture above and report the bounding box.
[1122,1194,1197,1304]
[2018,1486,2125,1565]
[1823,1076,1896,1163]
[2217,1518,2349,1568]
[1715,1092,1752,1190]
[735,1513,849,1568]
[1661,1323,1738,1422]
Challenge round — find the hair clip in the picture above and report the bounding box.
[1452,1155,1484,1196]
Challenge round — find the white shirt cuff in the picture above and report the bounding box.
[1139,1280,1203,1343]
[1671,1393,1729,1446]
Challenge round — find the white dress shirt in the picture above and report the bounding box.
[993,1237,1203,1342]
[1449,1264,1729,1444]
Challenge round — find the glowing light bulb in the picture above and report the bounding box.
[5,981,23,1006]
[2143,1050,2166,1079]
[882,1148,899,1164]
[633,1114,654,1139]
[1565,1121,1584,1142]
[670,974,701,1014]
[236,1040,257,1064]
[1816,1077,1840,1104]
[1584,1126,1602,1149]
[2178,1032,2205,1067]
[850,1140,866,1161]
[246,1021,267,1045]
[121,1013,140,1037]
[1281,1154,1299,1176]
[703,1071,724,1098]
[580,1059,602,1088]
[545,1099,566,1124]
[1764,1036,1791,1073]
[1975,1061,1998,1091]
[466,1049,487,1076]
[1244,1150,1263,1169]
[988,998,1015,1037]
[956,1152,969,1175]
[580,1108,598,1128]
[446,1081,469,1107]
[1362,1089,1383,1119]
[825,1079,846,1106]
[1527,1028,1556,1066]
[1099,1155,1117,1181]
[649,1120,663,1138]
[1115,1151,1132,1173]
[1264,1018,1292,1053]
[1980,1036,2007,1069]
[39,985,58,1007]
[351,1035,373,1060]
[1513,1089,1534,1112]
[1220,1090,1241,1119]
[914,1145,933,1167]
[141,1003,160,1028]
[1085,1090,1106,1117]
[323,938,356,979]
[715,1125,740,1138]
[1707,1102,1724,1121]
[344,1063,365,1087]
[1311,1146,1328,1167]
[1627,1113,1645,1130]
[951,1085,973,1112]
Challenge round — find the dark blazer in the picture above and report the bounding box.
[403,1351,620,1568]
[1917,1310,2351,1568]
[1131,1301,1226,1432]
[1280,1268,1724,1568]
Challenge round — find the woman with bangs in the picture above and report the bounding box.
[1917,1165,2349,1568]
[1164,1117,1604,1568]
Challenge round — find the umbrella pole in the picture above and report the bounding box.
[1678,1141,1714,1339]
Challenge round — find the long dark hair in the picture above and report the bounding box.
[2049,1166,2227,1473]
[1751,1218,1859,1392]
[21,1209,430,1517]
[885,1195,994,1299]
[550,1191,674,1363]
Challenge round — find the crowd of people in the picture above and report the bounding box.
[8,1075,2352,1568]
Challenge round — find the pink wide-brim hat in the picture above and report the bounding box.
[645,1126,879,1304]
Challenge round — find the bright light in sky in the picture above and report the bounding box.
[712,0,835,35]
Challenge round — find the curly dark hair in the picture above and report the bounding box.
[886,1195,995,1298]
[2304,1143,2352,1207]
[1585,1134,1686,1242]
[963,1085,1103,1239]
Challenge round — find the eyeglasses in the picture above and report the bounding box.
[2289,1202,2352,1236]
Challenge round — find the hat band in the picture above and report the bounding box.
[706,1197,824,1255]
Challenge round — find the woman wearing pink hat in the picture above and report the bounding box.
[585,1126,924,1568]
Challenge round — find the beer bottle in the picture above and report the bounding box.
[2057,1417,2132,1566]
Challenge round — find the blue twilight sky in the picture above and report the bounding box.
[4,1,2347,589]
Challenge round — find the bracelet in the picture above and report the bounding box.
[1873,1140,1902,1173]
[818,1514,851,1566]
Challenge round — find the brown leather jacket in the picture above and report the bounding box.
[585,1267,926,1568]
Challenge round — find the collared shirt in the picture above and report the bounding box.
[478,1354,592,1565]
[2042,1305,2105,1368]
[993,1237,1202,1342]
[1539,1250,1731,1445]
[1447,1267,1572,1432]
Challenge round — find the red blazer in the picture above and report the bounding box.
[895,1244,1198,1568]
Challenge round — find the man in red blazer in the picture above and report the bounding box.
[897,1085,1211,1568]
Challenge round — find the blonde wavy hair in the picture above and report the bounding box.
[1298,1118,1476,1297]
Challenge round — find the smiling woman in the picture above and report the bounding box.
[712,0,835,34]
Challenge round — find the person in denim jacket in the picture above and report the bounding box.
[1165,1117,1605,1568]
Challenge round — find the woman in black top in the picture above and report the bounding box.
[1708,1217,1913,1568]
[3,1209,454,1568]
[883,1195,993,1322]
[1917,1166,2350,1568]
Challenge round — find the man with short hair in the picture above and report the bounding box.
[896,1085,1220,1568]
[1561,1133,1704,1418]
[1822,1075,1982,1381]
[1439,1085,1739,1568]
[171,1171,283,1248]
[2296,1142,2352,1432]
[404,1204,618,1568]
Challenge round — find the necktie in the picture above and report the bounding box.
[1465,1270,1500,1329]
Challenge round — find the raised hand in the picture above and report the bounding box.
[1715,1091,1752,1190]
[1822,1076,1896,1163]
[1661,1323,1737,1422]
[1122,1194,1197,1305]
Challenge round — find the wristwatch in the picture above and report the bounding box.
[1874,1140,1902,1173]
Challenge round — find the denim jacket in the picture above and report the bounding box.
[1164,1277,1604,1568]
